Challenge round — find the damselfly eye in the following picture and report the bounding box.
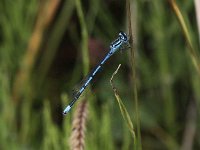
[119,32,128,42]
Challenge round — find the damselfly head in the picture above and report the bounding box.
[119,32,128,42]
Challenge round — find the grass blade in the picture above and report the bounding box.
[168,0,200,75]
[110,64,136,145]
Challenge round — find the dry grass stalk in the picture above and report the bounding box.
[181,100,197,150]
[195,0,200,38]
[12,0,61,103]
[69,100,88,150]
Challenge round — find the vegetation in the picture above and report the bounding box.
[0,0,199,149]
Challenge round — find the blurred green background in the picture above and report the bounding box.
[0,0,200,149]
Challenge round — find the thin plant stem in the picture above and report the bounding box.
[126,0,142,149]
[168,0,200,76]
[75,0,89,75]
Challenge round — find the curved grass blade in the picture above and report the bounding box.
[168,0,200,76]
[110,64,136,144]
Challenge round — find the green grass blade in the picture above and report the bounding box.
[168,0,200,75]
[110,64,136,146]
